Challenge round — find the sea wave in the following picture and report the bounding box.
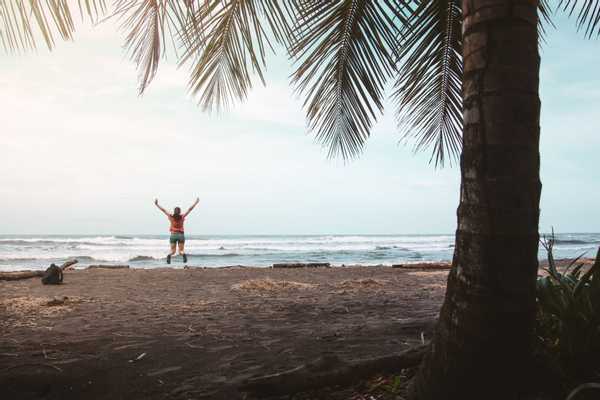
[0,255,105,262]
[0,239,128,247]
[374,245,410,250]
[187,253,242,258]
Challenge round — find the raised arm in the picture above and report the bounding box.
[154,199,170,217]
[184,198,200,217]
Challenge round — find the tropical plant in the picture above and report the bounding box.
[2,0,600,399]
[537,234,600,383]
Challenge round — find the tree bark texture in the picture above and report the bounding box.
[411,1,541,399]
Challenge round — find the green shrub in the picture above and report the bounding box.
[536,233,600,383]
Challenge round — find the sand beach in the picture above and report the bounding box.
[0,264,448,399]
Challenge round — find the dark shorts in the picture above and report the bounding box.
[169,232,185,244]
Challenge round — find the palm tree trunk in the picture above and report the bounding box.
[410,1,541,398]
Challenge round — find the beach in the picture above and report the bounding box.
[0,265,447,399]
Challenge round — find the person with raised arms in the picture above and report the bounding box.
[154,198,199,264]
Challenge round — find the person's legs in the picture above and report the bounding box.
[178,240,187,263]
[167,240,177,264]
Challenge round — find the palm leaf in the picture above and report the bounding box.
[178,0,293,112]
[112,0,184,94]
[559,0,600,38]
[392,0,462,167]
[539,0,556,38]
[0,0,106,52]
[112,0,220,94]
[289,0,407,159]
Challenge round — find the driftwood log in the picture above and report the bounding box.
[0,260,78,281]
[392,262,451,270]
[0,270,45,281]
[241,344,428,396]
[87,265,130,269]
[59,260,78,271]
[273,262,331,268]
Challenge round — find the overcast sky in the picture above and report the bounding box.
[0,14,598,235]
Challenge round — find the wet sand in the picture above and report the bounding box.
[0,265,448,399]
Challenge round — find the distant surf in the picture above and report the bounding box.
[0,233,597,272]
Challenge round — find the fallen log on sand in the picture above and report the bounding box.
[392,262,451,270]
[273,263,331,268]
[87,265,130,269]
[0,260,78,281]
[241,344,428,396]
[0,270,45,281]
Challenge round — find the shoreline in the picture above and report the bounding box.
[2,256,596,275]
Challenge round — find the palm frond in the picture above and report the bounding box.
[0,0,106,53]
[114,0,164,94]
[559,0,600,38]
[178,0,293,112]
[393,0,462,167]
[539,0,556,40]
[112,0,215,94]
[289,0,407,159]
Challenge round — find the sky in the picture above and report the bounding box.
[0,12,598,235]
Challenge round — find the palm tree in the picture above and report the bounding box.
[2,0,598,398]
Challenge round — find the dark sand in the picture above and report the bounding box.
[1,265,449,399]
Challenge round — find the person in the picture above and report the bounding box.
[154,198,199,264]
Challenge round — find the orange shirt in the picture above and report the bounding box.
[169,215,185,233]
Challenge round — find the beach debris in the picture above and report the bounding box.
[147,366,182,377]
[231,278,317,292]
[41,264,63,285]
[60,260,78,270]
[51,358,82,365]
[408,271,449,277]
[392,262,450,270]
[87,264,130,269]
[129,352,147,363]
[46,297,69,306]
[272,263,331,268]
[0,270,45,281]
[0,259,78,282]
[0,296,85,329]
[113,341,157,351]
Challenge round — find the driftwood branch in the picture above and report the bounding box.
[240,344,428,396]
[0,270,45,281]
[87,265,130,269]
[0,260,78,281]
[60,260,78,271]
[273,263,331,268]
[392,262,451,270]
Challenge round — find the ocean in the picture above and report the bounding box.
[0,233,598,272]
